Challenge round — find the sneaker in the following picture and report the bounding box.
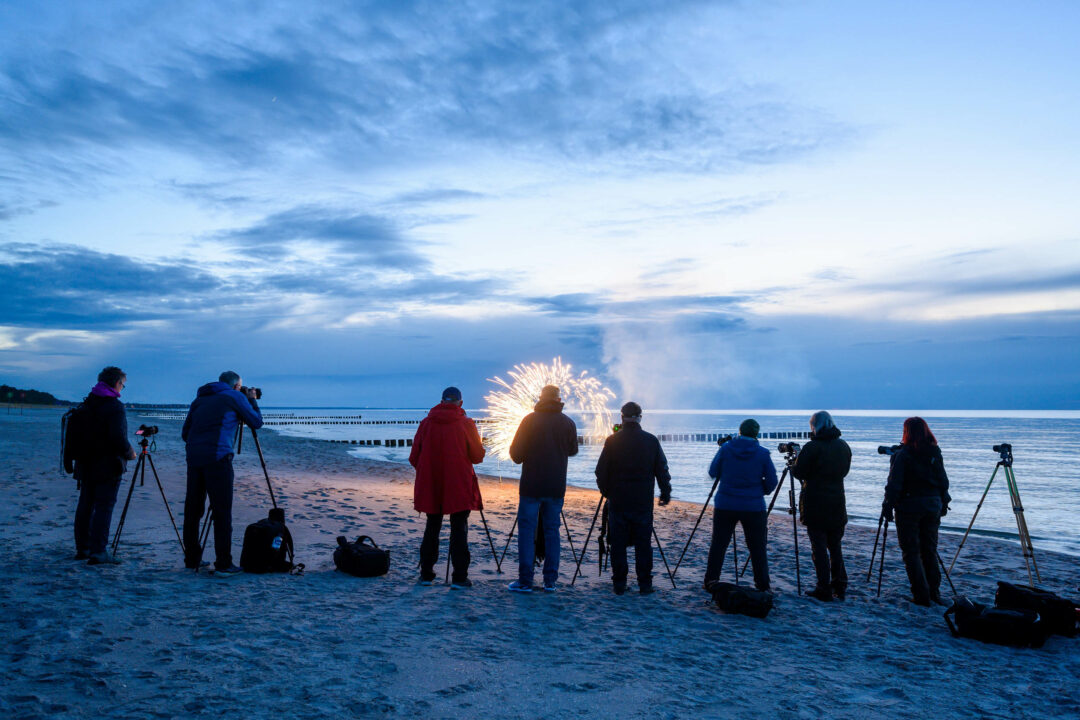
[214,565,243,577]
[639,585,655,596]
[613,582,627,596]
[419,578,435,587]
[87,551,121,566]
[451,578,473,589]
[808,586,833,602]
[508,580,534,593]
[74,549,90,560]
[543,581,557,593]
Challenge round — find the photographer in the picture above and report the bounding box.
[704,419,777,592]
[882,417,951,606]
[594,402,671,595]
[181,371,262,575]
[67,366,136,565]
[791,411,852,602]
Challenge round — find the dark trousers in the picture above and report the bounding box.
[704,509,770,591]
[806,524,848,593]
[183,456,235,569]
[608,508,653,588]
[420,510,471,582]
[895,510,941,603]
[74,475,121,555]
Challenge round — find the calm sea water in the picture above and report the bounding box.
[267,408,1080,557]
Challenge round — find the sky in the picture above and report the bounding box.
[1,0,1078,409]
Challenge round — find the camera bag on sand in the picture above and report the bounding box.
[944,596,1048,648]
[709,582,775,619]
[994,581,1078,637]
[240,508,302,574]
[334,536,390,577]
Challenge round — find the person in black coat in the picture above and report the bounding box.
[507,385,579,592]
[594,401,672,595]
[66,366,136,565]
[882,417,951,606]
[791,410,851,601]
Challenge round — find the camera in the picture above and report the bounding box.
[993,443,1012,454]
[877,444,901,456]
[777,442,800,455]
[241,386,262,400]
[136,424,159,437]
[717,434,733,446]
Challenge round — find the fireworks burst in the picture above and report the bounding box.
[482,357,616,461]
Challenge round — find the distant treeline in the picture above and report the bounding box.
[1,384,63,405]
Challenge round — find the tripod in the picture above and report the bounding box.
[569,496,677,589]
[867,511,957,599]
[441,508,503,583]
[111,434,185,556]
[497,508,581,569]
[737,448,802,594]
[949,443,1040,586]
[197,423,280,565]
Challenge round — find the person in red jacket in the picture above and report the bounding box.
[409,386,486,588]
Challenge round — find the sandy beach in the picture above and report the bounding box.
[2,407,1078,719]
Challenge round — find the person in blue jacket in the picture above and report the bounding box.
[703,418,778,591]
[181,370,262,574]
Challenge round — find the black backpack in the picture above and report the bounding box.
[709,581,775,619]
[333,536,390,577]
[240,508,301,574]
[995,581,1078,637]
[944,596,1048,648]
[61,404,87,478]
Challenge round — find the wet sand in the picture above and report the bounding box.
[1,408,1078,719]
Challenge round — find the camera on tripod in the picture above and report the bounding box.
[717,433,733,447]
[241,386,262,400]
[877,444,901,456]
[136,424,159,437]
[777,442,800,455]
[993,443,1012,454]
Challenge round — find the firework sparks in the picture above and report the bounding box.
[482,357,616,461]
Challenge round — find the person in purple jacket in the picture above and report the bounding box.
[703,418,778,592]
[181,370,262,574]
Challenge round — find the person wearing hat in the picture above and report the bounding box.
[409,386,486,588]
[507,385,579,593]
[703,418,778,592]
[594,401,672,595]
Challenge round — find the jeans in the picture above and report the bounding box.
[420,510,471,582]
[806,525,848,593]
[704,509,770,591]
[608,508,653,588]
[183,455,235,569]
[74,475,122,555]
[516,496,563,586]
[894,510,941,603]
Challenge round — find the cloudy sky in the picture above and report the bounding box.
[2,1,1078,408]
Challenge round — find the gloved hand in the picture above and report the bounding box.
[881,502,894,522]
[658,495,671,507]
[940,505,949,518]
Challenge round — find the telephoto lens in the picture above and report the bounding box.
[877,444,901,455]
[717,434,733,446]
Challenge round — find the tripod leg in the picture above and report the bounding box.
[876,520,889,597]
[673,475,720,578]
[789,475,801,595]
[498,515,517,567]
[866,514,884,582]
[742,467,787,577]
[478,509,502,573]
[110,455,144,555]
[950,464,999,574]
[731,527,739,585]
[561,509,580,567]
[445,547,451,585]
[937,551,957,598]
[1005,466,1041,585]
[146,454,185,555]
[570,496,604,586]
[653,526,676,590]
[249,428,278,509]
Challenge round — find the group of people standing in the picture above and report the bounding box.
[409,385,952,607]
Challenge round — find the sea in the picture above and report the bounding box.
[265,408,1080,557]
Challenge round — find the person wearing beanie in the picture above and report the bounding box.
[703,417,778,592]
[791,410,852,602]
[410,386,486,589]
[65,366,137,566]
[594,401,672,595]
[506,385,579,593]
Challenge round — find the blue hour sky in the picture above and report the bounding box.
[1,1,1078,408]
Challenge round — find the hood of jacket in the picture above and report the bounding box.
[197,381,231,398]
[428,402,466,424]
[533,399,564,413]
[811,426,842,442]
[729,435,761,459]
